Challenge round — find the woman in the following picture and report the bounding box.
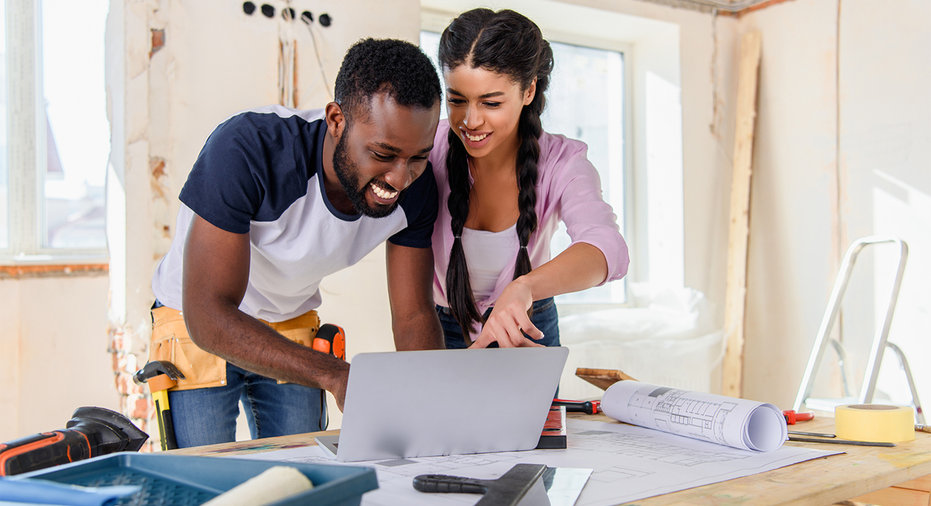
[431,8,630,349]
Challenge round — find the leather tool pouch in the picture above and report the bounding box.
[259,311,321,385]
[149,306,320,391]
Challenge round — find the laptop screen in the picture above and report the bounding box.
[331,347,569,462]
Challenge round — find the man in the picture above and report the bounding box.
[149,39,444,448]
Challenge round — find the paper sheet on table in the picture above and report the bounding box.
[228,419,837,506]
[602,381,788,451]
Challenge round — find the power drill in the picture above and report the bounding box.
[0,406,148,476]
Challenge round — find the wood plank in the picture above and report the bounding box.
[575,367,637,391]
[722,30,763,398]
[852,486,930,506]
[897,475,931,492]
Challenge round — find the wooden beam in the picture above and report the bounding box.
[722,31,762,398]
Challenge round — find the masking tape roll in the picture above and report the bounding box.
[835,404,915,443]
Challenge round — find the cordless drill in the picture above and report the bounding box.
[0,406,148,476]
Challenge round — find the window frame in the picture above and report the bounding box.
[1,0,109,265]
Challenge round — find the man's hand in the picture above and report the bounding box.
[470,278,544,348]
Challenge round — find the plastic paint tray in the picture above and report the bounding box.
[13,452,377,506]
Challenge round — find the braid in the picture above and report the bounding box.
[514,105,541,281]
[445,129,484,342]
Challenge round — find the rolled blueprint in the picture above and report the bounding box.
[602,381,787,452]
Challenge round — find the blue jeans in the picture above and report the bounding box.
[437,297,561,349]
[168,362,326,448]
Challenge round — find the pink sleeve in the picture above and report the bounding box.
[542,135,630,285]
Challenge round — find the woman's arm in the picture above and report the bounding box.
[471,136,628,349]
[470,242,607,348]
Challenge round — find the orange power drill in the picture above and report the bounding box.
[0,407,147,476]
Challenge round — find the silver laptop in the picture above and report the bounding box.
[316,347,568,462]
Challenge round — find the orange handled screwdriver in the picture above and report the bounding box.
[783,410,815,425]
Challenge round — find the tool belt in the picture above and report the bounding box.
[149,306,321,391]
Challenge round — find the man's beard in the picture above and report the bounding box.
[332,132,402,218]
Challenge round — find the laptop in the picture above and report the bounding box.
[316,347,569,462]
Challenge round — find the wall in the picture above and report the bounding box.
[106,0,422,438]
[740,0,931,408]
[0,274,118,441]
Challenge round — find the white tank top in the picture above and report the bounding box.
[461,223,519,301]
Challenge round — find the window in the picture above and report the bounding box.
[420,30,629,306]
[0,1,7,249]
[1,0,108,263]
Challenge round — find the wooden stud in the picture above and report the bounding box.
[722,31,762,398]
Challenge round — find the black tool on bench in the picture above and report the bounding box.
[414,463,556,506]
[0,406,148,476]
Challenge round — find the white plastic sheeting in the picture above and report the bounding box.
[558,284,725,400]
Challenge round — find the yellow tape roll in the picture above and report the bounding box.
[835,404,915,443]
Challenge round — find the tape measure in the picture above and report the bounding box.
[313,324,345,361]
[835,404,915,443]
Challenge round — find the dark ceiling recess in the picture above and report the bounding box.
[318,13,331,27]
[261,4,275,18]
[242,1,256,15]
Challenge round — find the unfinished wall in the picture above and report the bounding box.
[106,0,422,438]
[0,273,117,441]
[740,0,931,408]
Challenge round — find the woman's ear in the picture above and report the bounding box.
[325,102,346,139]
[523,78,537,106]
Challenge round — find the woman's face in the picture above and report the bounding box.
[443,65,535,161]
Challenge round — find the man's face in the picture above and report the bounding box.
[332,93,440,218]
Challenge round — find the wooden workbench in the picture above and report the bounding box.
[172,413,931,505]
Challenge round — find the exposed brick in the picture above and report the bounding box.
[132,396,153,420]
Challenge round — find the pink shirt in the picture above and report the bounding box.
[430,120,630,315]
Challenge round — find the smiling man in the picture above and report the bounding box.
[148,39,444,448]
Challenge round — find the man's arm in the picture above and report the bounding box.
[182,214,351,409]
[385,242,445,350]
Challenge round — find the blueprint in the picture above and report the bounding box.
[602,381,788,451]
[228,419,837,506]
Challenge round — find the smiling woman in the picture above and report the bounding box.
[425,8,630,350]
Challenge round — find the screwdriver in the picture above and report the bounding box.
[553,399,601,415]
[783,410,814,425]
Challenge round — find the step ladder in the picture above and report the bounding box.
[793,236,924,424]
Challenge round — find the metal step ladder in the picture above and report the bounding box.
[793,236,924,424]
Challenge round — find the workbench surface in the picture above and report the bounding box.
[172,413,931,505]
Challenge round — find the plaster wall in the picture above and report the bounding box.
[740,0,931,409]
[837,0,931,409]
[107,0,422,435]
[0,275,117,441]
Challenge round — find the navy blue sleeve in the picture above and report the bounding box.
[388,164,439,249]
[179,112,317,234]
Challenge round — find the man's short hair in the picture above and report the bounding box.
[334,38,442,121]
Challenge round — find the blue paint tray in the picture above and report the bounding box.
[12,452,377,506]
